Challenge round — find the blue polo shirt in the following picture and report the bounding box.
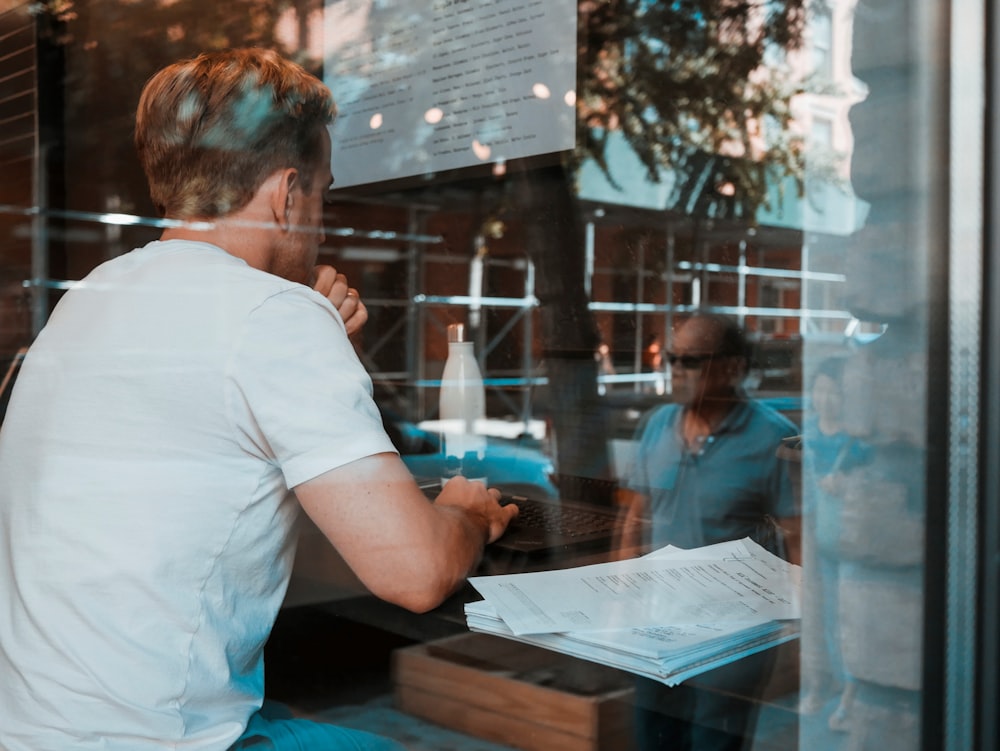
[625,399,799,552]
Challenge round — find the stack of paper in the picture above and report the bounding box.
[465,538,801,687]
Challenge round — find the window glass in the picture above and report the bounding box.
[0,0,960,749]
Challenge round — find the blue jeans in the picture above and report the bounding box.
[230,702,407,751]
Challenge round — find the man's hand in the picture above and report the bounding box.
[312,264,368,336]
[434,476,519,544]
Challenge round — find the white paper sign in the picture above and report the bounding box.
[323,0,577,187]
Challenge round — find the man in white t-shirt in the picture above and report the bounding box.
[0,48,517,751]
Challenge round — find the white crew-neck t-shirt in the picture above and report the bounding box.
[0,240,396,750]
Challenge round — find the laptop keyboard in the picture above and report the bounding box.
[504,496,619,539]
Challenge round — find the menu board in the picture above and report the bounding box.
[323,0,577,188]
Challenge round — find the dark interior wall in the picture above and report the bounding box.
[0,0,36,267]
[0,0,37,354]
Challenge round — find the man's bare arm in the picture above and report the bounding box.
[610,488,649,560]
[294,453,518,613]
[776,515,802,566]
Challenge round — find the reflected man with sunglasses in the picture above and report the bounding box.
[618,311,800,751]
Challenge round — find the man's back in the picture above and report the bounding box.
[0,239,392,750]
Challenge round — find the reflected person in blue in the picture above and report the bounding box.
[799,356,872,731]
[618,311,800,751]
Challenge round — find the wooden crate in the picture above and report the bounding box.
[393,633,635,751]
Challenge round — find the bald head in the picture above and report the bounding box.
[681,313,747,359]
[669,313,748,409]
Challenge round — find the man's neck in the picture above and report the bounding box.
[684,392,741,434]
[159,212,272,273]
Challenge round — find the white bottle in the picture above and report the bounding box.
[439,322,487,485]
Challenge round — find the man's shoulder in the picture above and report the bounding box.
[139,239,315,302]
[743,397,799,437]
[642,401,681,428]
[630,402,681,444]
[75,240,327,325]
[85,239,258,282]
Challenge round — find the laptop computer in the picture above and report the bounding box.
[417,478,644,557]
[493,494,629,555]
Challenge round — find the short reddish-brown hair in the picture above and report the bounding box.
[135,48,336,219]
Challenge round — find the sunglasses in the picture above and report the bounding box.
[666,352,725,370]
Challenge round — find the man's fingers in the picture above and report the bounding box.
[327,275,350,308]
[311,265,338,296]
[313,265,368,335]
[312,265,350,306]
[341,296,368,336]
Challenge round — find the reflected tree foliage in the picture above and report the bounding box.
[576,0,810,219]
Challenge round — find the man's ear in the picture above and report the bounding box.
[270,168,299,231]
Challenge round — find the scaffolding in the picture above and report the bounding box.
[10,196,863,427]
[337,207,860,424]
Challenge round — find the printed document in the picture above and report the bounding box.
[468,538,800,635]
[465,598,798,686]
